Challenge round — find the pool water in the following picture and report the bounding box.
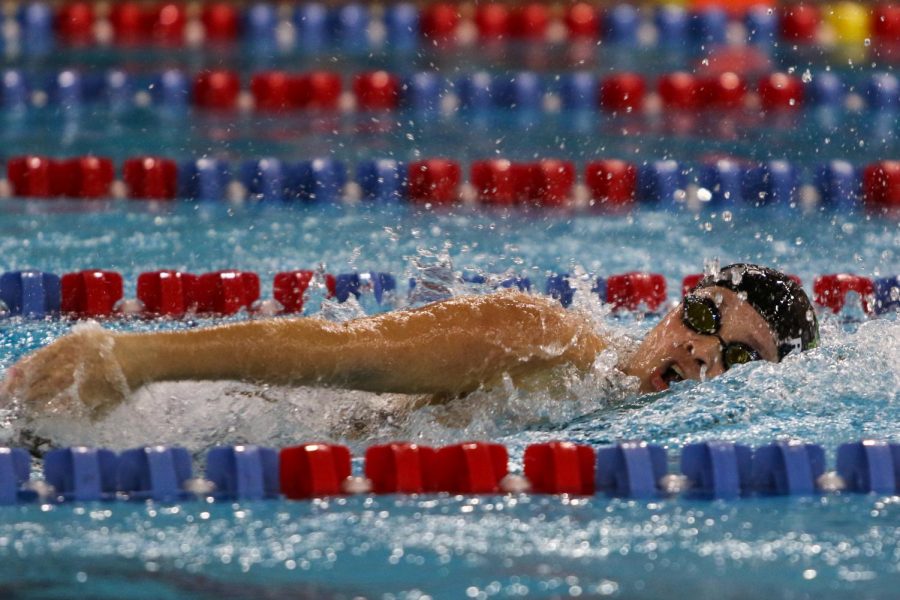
[0,201,897,599]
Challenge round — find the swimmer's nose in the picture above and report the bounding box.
[686,336,725,379]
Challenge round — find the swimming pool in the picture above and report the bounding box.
[1,1,899,598]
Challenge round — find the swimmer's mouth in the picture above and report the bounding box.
[652,363,686,391]
[662,364,685,385]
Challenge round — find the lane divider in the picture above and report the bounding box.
[2,67,898,114]
[0,269,897,319]
[3,155,898,210]
[3,438,899,505]
[9,2,900,51]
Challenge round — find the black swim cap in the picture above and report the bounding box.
[693,263,819,360]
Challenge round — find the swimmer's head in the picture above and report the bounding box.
[623,263,819,393]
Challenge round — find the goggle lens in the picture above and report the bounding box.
[723,343,759,368]
[683,296,719,335]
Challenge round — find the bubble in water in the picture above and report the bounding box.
[864,38,871,47]
[801,69,813,83]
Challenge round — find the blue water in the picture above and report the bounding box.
[0,201,897,599]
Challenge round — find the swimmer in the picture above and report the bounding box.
[1,263,818,419]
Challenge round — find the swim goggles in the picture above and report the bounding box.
[682,295,762,370]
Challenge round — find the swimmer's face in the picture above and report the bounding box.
[624,286,779,393]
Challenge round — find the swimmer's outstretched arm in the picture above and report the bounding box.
[3,292,605,417]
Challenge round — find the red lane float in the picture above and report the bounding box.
[280,443,352,499]
[365,443,439,494]
[354,71,400,110]
[658,72,703,109]
[511,3,549,39]
[273,270,336,313]
[702,72,747,108]
[293,71,343,110]
[523,442,596,495]
[109,1,148,43]
[8,155,58,198]
[813,274,875,314]
[874,4,900,40]
[565,2,600,38]
[193,70,241,110]
[201,2,240,41]
[251,71,294,111]
[863,160,900,208]
[420,3,461,39]
[61,270,124,317]
[434,442,508,493]
[758,73,804,110]
[408,159,461,204]
[150,3,187,44]
[123,157,178,200]
[137,270,195,317]
[475,4,511,38]
[781,4,820,42]
[585,159,637,208]
[472,159,517,205]
[60,157,115,199]
[57,2,95,44]
[599,72,645,112]
[192,271,259,315]
[532,159,575,206]
[606,272,667,312]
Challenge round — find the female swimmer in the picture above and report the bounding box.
[1,264,818,419]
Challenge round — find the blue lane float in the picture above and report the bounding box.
[865,73,900,111]
[456,72,495,111]
[805,71,845,108]
[654,5,689,46]
[604,4,640,44]
[698,160,742,207]
[293,3,329,51]
[836,440,899,495]
[545,274,576,308]
[356,159,407,202]
[558,72,598,111]
[744,5,778,44]
[816,160,859,208]
[743,160,798,206]
[874,276,900,314]
[0,448,36,505]
[1,70,30,111]
[44,447,118,502]
[751,441,826,495]
[291,158,347,203]
[206,445,280,500]
[0,270,60,318]
[151,69,192,110]
[240,158,288,202]
[690,7,728,45]
[681,441,752,499]
[596,441,668,498]
[244,2,279,48]
[400,72,444,113]
[117,446,193,502]
[180,158,232,202]
[329,4,369,51]
[384,3,420,50]
[638,160,686,205]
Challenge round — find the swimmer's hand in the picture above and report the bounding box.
[1,323,133,419]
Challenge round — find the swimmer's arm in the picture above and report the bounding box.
[116,292,606,396]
